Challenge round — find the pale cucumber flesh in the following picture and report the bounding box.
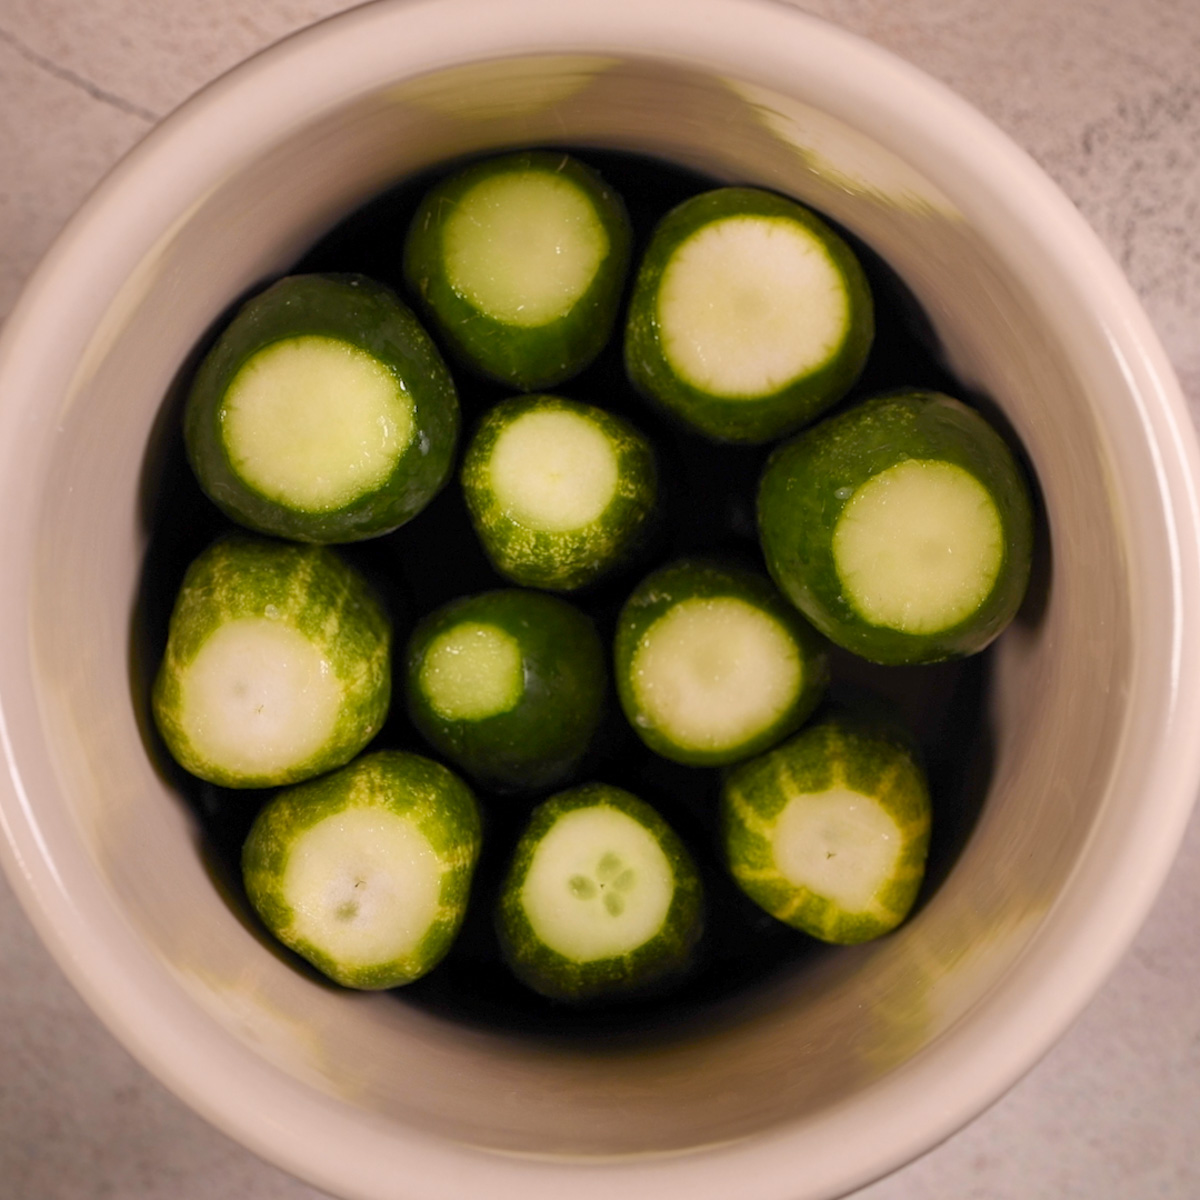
[520,806,675,962]
[657,215,849,398]
[443,170,609,327]
[631,597,802,754]
[722,719,932,944]
[486,408,619,533]
[176,616,344,779]
[222,335,413,512]
[771,786,903,917]
[417,621,524,721]
[282,807,444,969]
[832,458,1004,634]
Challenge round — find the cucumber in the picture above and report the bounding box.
[614,559,829,767]
[185,273,459,543]
[242,750,481,989]
[151,534,391,789]
[496,783,704,1002]
[721,715,931,944]
[758,389,1034,665]
[460,393,658,591]
[404,589,606,792]
[403,151,632,390]
[624,187,873,444]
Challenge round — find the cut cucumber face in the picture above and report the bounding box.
[758,389,1034,664]
[614,559,829,767]
[461,394,658,591]
[497,783,704,1003]
[185,273,459,543]
[151,534,391,789]
[721,716,931,944]
[242,750,481,989]
[405,589,607,793]
[404,151,632,390]
[624,187,873,444]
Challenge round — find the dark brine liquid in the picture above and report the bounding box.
[136,149,993,1041]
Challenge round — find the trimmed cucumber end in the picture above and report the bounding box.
[152,536,391,789]
[404,589,606,793]
[463,395,657,591]
[832,458,1005,635]
[170,616,345,784]
[630,597,802,762]
[722,721,931,944]
[444,168,610,328]
[626,188,873,443]
[281,806,446,985]
[242,751,481,990]
[657,214,852,400]
[487,407,620,534]
[222,335,414,514]
[520,806,676,963]
[417,620,524,721]
[499,785,704,1002]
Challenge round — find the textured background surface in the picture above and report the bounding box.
[1,1,1198,1197]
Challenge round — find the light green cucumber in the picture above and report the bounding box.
[185,273,459,543]
[405,589,606,792]
[461,393,658,591]
[614,559,829,767]
[758,389,1034,665]
[404,151,632,389]
[721,716,931,944]
[497,783,704,1002]
[624,187,873,443]
[242,750,481,989]
[151,534,391,789]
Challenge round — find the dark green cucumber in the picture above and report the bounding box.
[624,187,873,443]
[151,534,391,789]
[758,389,1034,665]
[497,783,704,1003]
[242,750,481,989]
[721,715,931,944]
[404,589,606,792]
[614,559,829,767]
[403,151,632,389]
[185,273,459,543]
[461,393,658,591]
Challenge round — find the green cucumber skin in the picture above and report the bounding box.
[758,390,1035,665]
[461,394,658,591]
[403,152,633,391]
[242,750,482,990]
[614,558,830,768]
[405,589,607,793]
[185,273,459,543]
[721,716,931,944]
[497,783,704,1003]
[624,187,874,444]
[151,533,392,788]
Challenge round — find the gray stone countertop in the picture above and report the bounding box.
[1,1,1198,1197]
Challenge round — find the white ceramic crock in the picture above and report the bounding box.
[2,2,1199,1198]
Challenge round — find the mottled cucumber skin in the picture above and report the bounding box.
[405,589,607,793]
[758,390,1034,665]
[403,152,632,390]
[721,716,931,944]
[242,750,481,989]
[185,273,459,543]
[624,187,874,444]
[151,533,391,788]
[461,394,658,591]
[614,558,830,767]
[497,783,704,1003]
